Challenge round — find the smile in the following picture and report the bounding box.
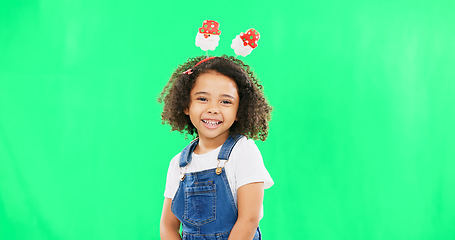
[202,119,222,128]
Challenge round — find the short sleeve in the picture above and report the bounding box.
[232,138,274,190]
[163,153,181,199]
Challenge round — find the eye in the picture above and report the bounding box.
[221,100,232,104]
[196,97,208,102]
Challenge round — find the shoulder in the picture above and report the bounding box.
[230,136,263,161]
[228,135,274,190]
[164,151,183,199]
[167,151,182,170]
[172,151,182,163]
[169,140,192,167]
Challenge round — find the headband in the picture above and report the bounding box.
[182,56,216,75]
[184,20,261,75]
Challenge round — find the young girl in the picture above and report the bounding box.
[159,55,273,240]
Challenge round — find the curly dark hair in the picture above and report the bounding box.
[158,55,272,141]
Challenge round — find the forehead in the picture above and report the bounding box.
[192,71,239,96]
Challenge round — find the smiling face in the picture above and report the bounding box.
[184,70,239,147]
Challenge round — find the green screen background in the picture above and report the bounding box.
[1,0,454,239]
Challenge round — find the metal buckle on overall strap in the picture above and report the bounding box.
[216,159,227,175]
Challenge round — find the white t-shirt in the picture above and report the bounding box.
[164,137,274,208]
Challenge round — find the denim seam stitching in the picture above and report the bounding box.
[183,184,217,226]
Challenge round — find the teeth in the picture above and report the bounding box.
[202,120,221,125]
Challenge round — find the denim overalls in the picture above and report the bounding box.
[171,135,261,240]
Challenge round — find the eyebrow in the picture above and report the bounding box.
[221,94,236,99]
[194,91,209,96]
[194,91,236,99]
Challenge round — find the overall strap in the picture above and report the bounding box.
[217,134,244,160]
[178,135,244,168]
[179,138,199,168]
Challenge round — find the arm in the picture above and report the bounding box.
[228,182,264,240]
[160,198,181,240]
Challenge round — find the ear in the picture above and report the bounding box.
[184,108,189,115]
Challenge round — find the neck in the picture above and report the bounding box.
[194,133,230,155]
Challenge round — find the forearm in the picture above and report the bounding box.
[160,198,182,240]
[160,225,181,240]
[228,182,264,240]
[228,217,259,240]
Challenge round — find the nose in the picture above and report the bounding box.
[207,108,219,114]
[207,103,219,114]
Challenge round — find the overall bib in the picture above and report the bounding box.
[171,135,261,240]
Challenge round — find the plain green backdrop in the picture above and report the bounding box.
[1,0,454,239]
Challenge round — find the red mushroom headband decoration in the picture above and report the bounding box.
[230,28,260,57]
